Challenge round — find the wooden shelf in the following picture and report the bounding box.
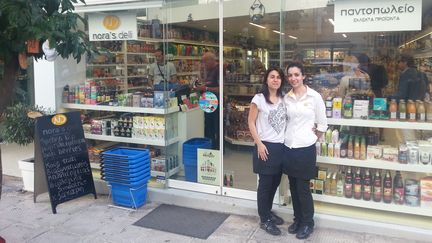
[224,136,254,146]
[62,103,179,114]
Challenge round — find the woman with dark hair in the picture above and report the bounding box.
[248,67,287,236]
[283,62,327,239]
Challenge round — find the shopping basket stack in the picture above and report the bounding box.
[182,138,212,182]
[101,147,150,209]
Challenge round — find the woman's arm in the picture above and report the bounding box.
[248,103,268,161]
[314,95,328,140]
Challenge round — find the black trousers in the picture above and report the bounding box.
[288,175,314,227]
[257,173,282,222]
[204,109,219,149]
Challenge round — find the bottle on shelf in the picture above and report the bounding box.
[347,136,354,159]
[389,99,398,121]
[328,142,334,157]
[354,136,360,160]
[325,172,332,194]
[325,127,332,144]
[336,170,344,197]
[344,167,353,198]
[334,142,341,158]
[417,101,426,122]
[407,99,416,122]
[360,136,367,160]
[363,168,372,201]
[383,170,393,204]
[393,171,405,205]
[372,170,382,202]
[343,96,353,118]
[398,99,406,121]
[330,171,337,196]
[340,135,348,158]
[353,167,362,200]
[426,101,432,122]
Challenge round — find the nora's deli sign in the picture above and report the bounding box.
[334,0,421,33]
[88,12,137,41]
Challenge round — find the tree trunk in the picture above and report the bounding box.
[0,55,19,200]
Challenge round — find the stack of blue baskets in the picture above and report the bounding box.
[101,147,150,209]
[182,138,212,182]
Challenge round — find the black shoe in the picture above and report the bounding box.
[288,220,300,234]
[270,212,284,225]
[260,220,281,236]
[295,225,314,239]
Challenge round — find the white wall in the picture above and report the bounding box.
[1,143,34,177]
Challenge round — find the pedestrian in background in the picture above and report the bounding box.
[248,67,287,236]
[283,62,327,240]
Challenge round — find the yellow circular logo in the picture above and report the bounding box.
[51,114,67,126]
[103,15,120,30]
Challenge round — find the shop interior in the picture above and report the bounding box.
[52,0,432,229]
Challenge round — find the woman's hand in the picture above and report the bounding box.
[257,142,269,161]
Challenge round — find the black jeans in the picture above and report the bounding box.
[288,175,314,227]
[257,173,282,222]
[204,109,219,149]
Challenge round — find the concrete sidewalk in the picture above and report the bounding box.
[0,175,428,243]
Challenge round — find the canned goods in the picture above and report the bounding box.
[405,179,419,196]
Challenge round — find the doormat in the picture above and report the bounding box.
[133,204,229,239]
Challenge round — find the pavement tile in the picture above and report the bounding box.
[304,227,363,243]
[212,214,257,238]
[364,233,431,243]
[29,231,83,243]
[0,223,48,243]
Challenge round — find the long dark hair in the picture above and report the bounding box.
[260,67,285,104]
[285,62,305,77]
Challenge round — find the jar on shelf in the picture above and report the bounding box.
[407,99,416,122]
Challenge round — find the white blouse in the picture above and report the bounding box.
[284,86,328,148]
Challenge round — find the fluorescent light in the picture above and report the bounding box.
[342,34,347,38]
[249,22,266,29]
[288,35,298,40]
[328,18,335,26]
[272,30,285,35]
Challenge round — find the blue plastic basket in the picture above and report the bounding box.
[102,147,149,160]
[110,182,148,208]
[101,163,150,173]
[102,166,150,177]
[184,164,197,182]
[101,171,150,182]
[101,157,150,168]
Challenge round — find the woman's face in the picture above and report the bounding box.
[287,66,305,88]
[266,70,282,91]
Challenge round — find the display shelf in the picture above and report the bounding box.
[87,64,125,67]
[327,118,432,130]
[224,136,254,146]
[91,76,125,80]
[126,63,149,66]
[177,71,200,76]
[127,85,149,90]
[62,103,179,114]
[151,166,180,177]
[224,82,261,85]
[84,133,179,146]
[313,194,432,217]
[173,56,202,60]
[317,156,432,173]
[127,75,148,78]
[225,93,254,97]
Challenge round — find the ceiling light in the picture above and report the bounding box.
[288,35,298,40]
[342,34,347,38]
[399,31,432,48]
[328,18,335,26]
[272,30,285,35]
[249,22,266,29]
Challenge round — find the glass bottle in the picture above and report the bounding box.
[360,136,367,160]
[417,101,426,122]
[353,168,362,200]
[344,167,353,198]
[372,170,382,202]
[336,171,344,197]
[325,172,332,194]
[330,172,338,196]
[407,99,416,122]
[383,170,393,204]
[425,101,432,122]
[393,171,404,205]
[398,99,406,121]
[389,99,398,121]
[354,136,360,160]
[347,136,354,159]
[363,168,372,201]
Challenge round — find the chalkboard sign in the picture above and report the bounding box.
[34,111,96,214]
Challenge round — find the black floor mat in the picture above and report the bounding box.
[133,204,229,239]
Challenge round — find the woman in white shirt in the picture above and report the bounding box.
[248,67,287,236]
[283,62,327,240]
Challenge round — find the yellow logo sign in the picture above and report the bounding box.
[103,15,121,30]
[51,114,67,126]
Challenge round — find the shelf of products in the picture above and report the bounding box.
[63,103,179,114]
[224,136,254,146]
[84,133,179,146]
[327,118,432,130]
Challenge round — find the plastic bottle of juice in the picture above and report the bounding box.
[389,99,398,121]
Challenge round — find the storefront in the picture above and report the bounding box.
[16,0,432,235]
